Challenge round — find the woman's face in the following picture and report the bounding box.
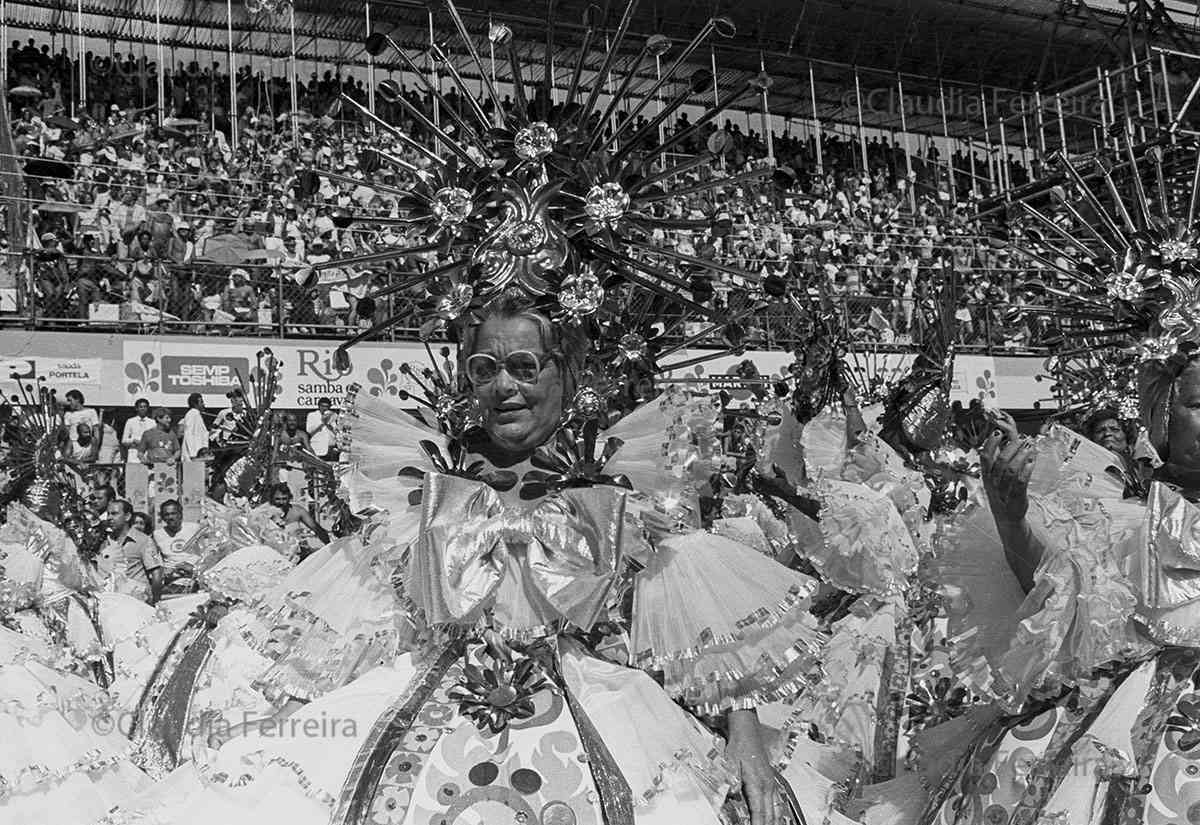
[470,315,563,455]
[1168,361,1200,471]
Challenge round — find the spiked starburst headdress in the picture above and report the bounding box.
[1009,136,1200,445]
[310,0,788,422]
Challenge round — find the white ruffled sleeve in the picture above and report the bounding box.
[801,477,919,596]
[239,525,419,705]
[630,530,825,715]
[995,493,1151,703]
[936,482,1151,706]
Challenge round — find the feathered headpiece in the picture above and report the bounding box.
[310,1,785,423]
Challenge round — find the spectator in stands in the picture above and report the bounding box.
[263,482,329,556]
[212,388,246,445]
[222,269,257,326]
[95,498,163,603]
[96,412,121,465]
[138,407,180,464]
[131,511,152,535]
[67,422,96,467]
[181,392,209,461]
[33,232,68,317]
[122,398,155,463]
[306,396,337,460]
[279,412,309,453]
[152,498,200,591]
[62,389,99,459]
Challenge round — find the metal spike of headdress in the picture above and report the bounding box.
[1010,135,1200,396]
[315,0,782,421]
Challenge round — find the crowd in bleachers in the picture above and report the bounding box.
[1,36,1055,349]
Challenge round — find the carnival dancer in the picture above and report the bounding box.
[858,141,1200,824]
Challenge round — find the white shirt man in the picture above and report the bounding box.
[306,398,337,458]
[152,499,200,590]
[180,393,209,462]
[63,391,99,453]
[122,400,156,463]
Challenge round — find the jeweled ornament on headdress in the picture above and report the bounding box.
[430,187,473,228]
[558,270,605,320]
[584,183,631,225]
[512,122,558,162]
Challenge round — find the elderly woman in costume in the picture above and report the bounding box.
[108,289,829,825]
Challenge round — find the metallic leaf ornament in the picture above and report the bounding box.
[471,182,570,297]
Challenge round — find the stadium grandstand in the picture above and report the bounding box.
[1,0,1198,468]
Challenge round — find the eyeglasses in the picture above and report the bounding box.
[466,350,551,385]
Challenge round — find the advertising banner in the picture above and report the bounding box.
[2,330,1052,411]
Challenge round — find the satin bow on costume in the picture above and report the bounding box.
[410,473,627,635]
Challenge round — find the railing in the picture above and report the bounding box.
[0,249,1057,355]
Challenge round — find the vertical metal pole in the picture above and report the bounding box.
[1020,104,1032,178]
[896,73,913,190]
[938,80,954,197]
[854,69,868,171]
[998,116,1010,197]
[760,53,773,162]
[289,4,299,145]
[227,0,237,149]
[978,87,993,192]
[1104,68,1118,142]
[1055,93,1067,153]
[1147,47,1161,132]
[155,0,165,121]
[1096,66,1108,146]
[77,0,86,113]
[710,47,719,108]
[655,54,664,148]
[277,263,284,337]
[1160,49,1174,126]
[365,0,376,122]
[809,61,823,171]
[711,48,723,170]
[428,10,440,129]
[1034,90,1046,156]
[1,0,8,85]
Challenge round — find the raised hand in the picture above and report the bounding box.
[980,410,1035,526]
